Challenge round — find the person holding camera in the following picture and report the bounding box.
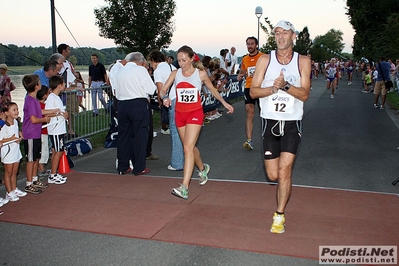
[226,47,238,75]
[218,49,230,78]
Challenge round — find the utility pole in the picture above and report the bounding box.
[50,0,57,53]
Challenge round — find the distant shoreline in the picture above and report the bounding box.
[6,65,92,76]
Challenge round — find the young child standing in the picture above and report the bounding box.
[22,75,57,194]
[363,70,372,93]
[0,105,10,209]
[74,71,86,111]
[37,85,51,178]
[0,102,26,202]
[46,75,68,184]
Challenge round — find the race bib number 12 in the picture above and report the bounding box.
[267,93,295,114]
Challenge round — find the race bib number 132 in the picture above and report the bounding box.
[177,88,198,103]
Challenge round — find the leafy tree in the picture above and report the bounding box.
[69,55,77,66]
[310,29,345,62]
[94,0,176,55]
[346,0,399,60]
[27,50,43,66]
[294,26,312,55]
[259,17,276,54]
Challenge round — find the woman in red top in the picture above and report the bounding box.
[160,45,234,199]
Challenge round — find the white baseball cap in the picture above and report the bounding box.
[273,20,296,33]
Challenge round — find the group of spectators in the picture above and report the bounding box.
[0,43,113,214]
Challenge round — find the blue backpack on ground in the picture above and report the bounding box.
[66,138,93,156]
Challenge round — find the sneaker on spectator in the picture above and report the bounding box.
[14,188,27,197]
[380,105,385,110]
[55,173,67,181]
[167,165,182,171]
[0,197,9,205]
[6,191,19,202]
[38,170,51,180]
[270,212,286,234]
[146,154,159,160]
[243,140,254,150]
[198,163,210,186]
[374,104,380,109]
[48,174,66,185]
[25,184,42,194]
[33,180,49,189]
[171,184,189,199]
[161,129,170,135]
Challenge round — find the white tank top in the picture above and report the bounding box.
[259,50,304,121]
[174,68,203,112]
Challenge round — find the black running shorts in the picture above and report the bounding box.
[49,134,66,153]
[23,138,42,162]
[244,88,259,106]
[262,119,302,160]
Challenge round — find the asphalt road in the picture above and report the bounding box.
[74,74,399,194]
[1,73,398,265]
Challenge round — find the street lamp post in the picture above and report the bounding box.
[255,6,263,46]
[320,44,323,63]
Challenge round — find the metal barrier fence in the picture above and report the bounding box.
[64,85,112,141]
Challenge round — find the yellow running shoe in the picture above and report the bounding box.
[270,212,286,234]
[243,140,253,150]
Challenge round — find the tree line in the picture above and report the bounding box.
[346,0,399,62]
[0,43,127,66]
[0,44,218,69]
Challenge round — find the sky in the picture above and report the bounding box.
[2,0,354,58]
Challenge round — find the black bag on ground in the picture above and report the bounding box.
[385,80,393,89]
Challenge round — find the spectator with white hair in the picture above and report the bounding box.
[113,52,156,176]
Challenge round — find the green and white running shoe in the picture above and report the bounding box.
[171,184,189,199]
[198,163,210,186]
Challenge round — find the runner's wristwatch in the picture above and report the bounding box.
[281,81,291,92]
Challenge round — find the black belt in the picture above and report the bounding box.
[121,98,148,102]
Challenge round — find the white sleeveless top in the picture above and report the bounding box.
[259,50,304,121]
[174,68,203,112]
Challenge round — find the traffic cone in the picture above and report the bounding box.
[59,151,71,174]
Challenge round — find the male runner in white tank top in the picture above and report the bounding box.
[250,20,311,234]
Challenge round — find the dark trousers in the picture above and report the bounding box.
[117,99,149,174]
[146,108,154,157]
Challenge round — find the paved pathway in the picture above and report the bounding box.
[0,74,398,265]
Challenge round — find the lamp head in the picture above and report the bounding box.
[255,6,263,18]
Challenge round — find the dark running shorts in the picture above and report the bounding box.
[244,88,260,106]
[262,119,302,159]
[23,138,41,162]
[49,134,66,152]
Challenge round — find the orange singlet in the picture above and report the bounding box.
[241,51,264,88]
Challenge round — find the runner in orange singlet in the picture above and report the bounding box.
[237,36,263,151]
